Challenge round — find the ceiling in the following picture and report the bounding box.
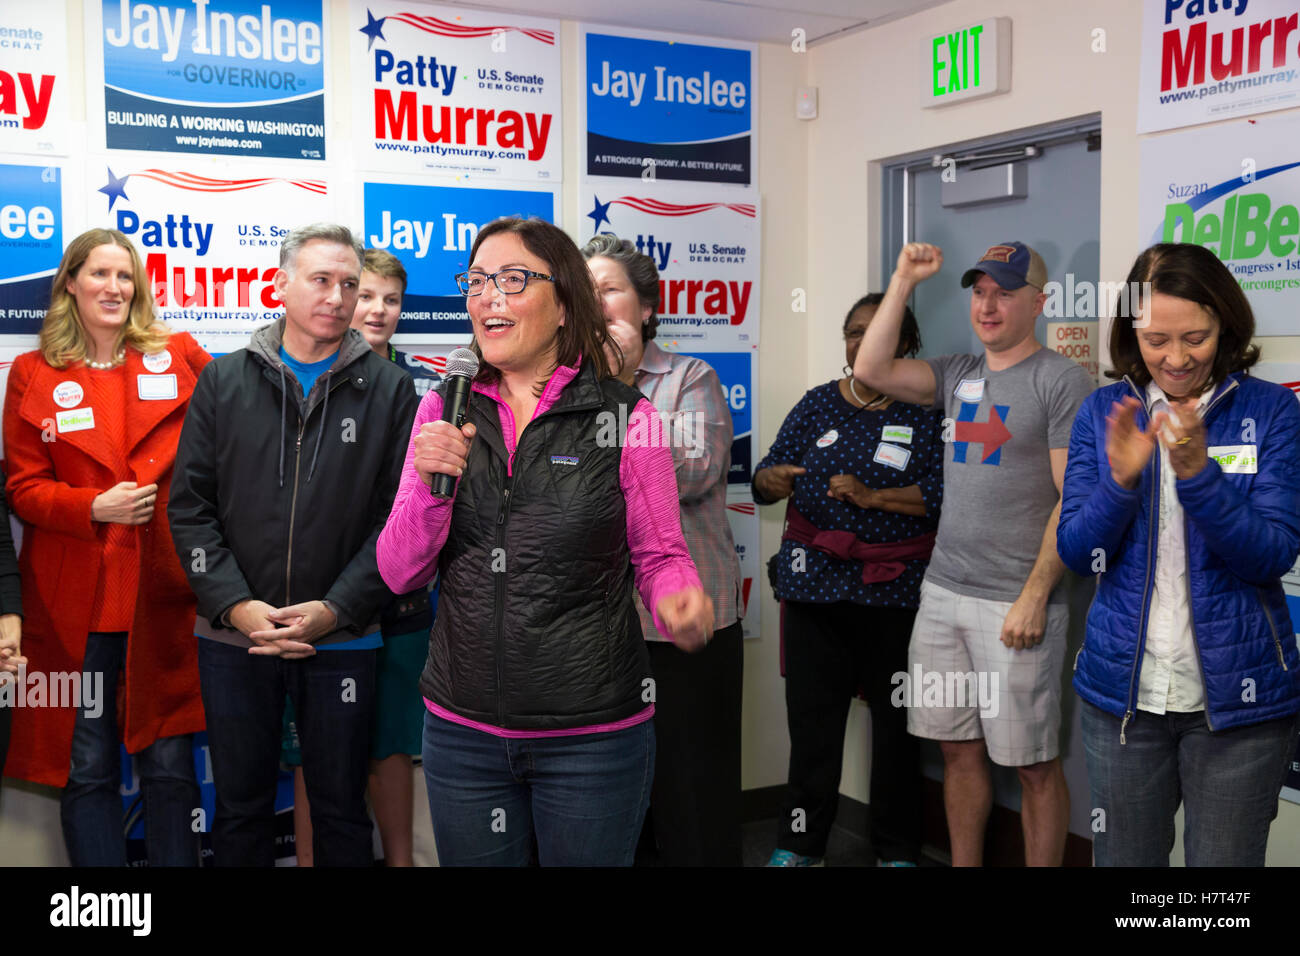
[434,0,957,46]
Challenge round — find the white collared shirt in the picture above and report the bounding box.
[1136,382,1214,714]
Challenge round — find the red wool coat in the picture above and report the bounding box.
[2,333,211,787]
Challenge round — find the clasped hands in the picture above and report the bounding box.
[1106,395,1207,489]
[229,599,338,659]
[757,465,877,509]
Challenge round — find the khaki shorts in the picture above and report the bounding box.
[905,579,1068,767]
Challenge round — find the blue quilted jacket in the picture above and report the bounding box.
[1058,373,1300,736]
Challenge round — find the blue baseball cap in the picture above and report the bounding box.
[960,242,1048,291]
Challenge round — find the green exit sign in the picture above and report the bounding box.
[923,18,1011,108]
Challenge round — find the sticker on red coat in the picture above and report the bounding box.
[53,381,83,408]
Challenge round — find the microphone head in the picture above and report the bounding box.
[445,347,480,379]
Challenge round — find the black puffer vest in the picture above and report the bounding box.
[418,361,652,729]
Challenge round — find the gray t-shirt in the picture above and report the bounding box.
[925,347,1094,605]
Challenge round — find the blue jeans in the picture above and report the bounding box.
[422,711,655,866]
[1081,699,1300,866]
[62,632,200,867]
[198,638,377,867]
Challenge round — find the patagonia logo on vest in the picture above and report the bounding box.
[550,455,580,466]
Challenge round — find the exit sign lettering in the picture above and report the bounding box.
[923,18,1012,108]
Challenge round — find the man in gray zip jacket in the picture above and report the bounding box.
[169,223,418,867]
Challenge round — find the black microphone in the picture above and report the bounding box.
[431,347,480,499]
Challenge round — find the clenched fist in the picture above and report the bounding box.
[894,242,943,284]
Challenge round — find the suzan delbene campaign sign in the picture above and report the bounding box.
[1138,112,1300,336]
[580,183,760,347]
[0,6,70,156]
[86,155,336,351]
[0,163,65,334]
[352,0,562,182]
[85,0,327,160]
[362,178,557,341]
[1137,0,1300,133]
[581,26,755,186]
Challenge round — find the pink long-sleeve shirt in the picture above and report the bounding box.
[377,362,702,738]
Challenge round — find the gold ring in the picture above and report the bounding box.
[1175,437,1192,445]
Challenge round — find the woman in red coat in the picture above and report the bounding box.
[2,228,211,866]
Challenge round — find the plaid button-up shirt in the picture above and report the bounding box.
[633,341,742,639]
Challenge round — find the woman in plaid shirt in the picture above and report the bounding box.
[584,234,744,866]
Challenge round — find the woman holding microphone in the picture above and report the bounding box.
[377,217,712,867]
[3,228,210,865]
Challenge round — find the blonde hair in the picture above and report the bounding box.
[40,229,170,368]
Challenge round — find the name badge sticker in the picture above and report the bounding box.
[1207,444,1258,474]
[817,429,839,448]
[53,381,84,409]
[881,425,914,444]
[874,442,911,471]
[954,379,985,403]
[142,350,172,373]
[137,374,178,401]
[56,407,95,433]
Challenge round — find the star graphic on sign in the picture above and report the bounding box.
[359,9,386,50]
[99,167,130,211]
[587,195,613,232]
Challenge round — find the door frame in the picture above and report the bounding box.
[875,113,1102,285]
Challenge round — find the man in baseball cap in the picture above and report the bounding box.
[851,239,1095,867]
[960,241,1049,292]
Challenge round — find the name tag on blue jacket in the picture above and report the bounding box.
[1207,444,1257,474]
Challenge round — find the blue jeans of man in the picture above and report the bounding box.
[1081,699,1300,866]
[62,631,200,867]
[198,638,376,867]
[422,710,655,866]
